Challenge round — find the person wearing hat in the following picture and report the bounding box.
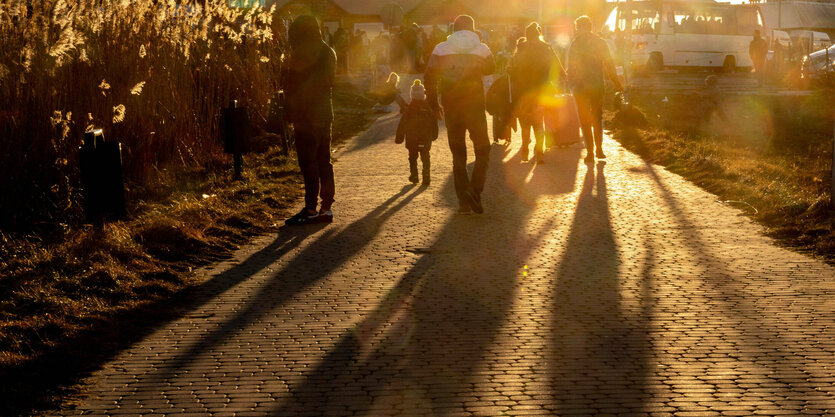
[424,14,495,214]
[395,79,439,186]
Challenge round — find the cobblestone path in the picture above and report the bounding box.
[60,105,835,416]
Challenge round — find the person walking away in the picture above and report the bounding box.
[425,14,495,214]
[333,25,350,74]
[567,15,623,164]
[749,29,768,87]
[509,22,564,163]
[395,80,438,185]
[284,15,337,225]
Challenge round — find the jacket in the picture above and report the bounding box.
[395,99,439,150]
[424,30,495,112]
[509,38,564,100]
[284,42,336,130]
[567,31,613,95]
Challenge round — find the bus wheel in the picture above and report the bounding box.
[722,56,736,73]
[647,53,664,74]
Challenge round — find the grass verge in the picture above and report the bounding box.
[610,90,835,260]
[0,82,373,417]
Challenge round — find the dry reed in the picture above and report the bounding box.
[0,0,288,231]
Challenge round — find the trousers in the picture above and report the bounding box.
[295,124,335,211]
[445,105,491,201]
[408,148,430,179]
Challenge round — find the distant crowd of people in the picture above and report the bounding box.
[282,14,623,225]
[321,23,450,76]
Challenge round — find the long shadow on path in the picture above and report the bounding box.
[0,209,323,416]
[549,162,652,414]
[123,184,427,400]
[269,145,580,416]
[641,160,835,411]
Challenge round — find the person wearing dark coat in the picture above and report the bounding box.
[333,26,349,74]
[567,15,623,164]
[509,22,565,163]
[749,29,768,87]
[486,74,516,144]
[284,15,337,225]
[396,80,438,186]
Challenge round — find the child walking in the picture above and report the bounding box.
[395,79,438,185]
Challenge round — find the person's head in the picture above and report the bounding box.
[289,15,322,50]
[753,29,761,38]
[386,72,400,87]
[410,79,426,102]
[525,22,542,41]
[453,15,475,33]
[574,15,592,33]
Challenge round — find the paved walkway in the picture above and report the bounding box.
[60,104,835,416]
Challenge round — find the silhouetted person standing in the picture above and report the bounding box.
[425,15,495,214]
[333,25,349,74]
[284,15,336,225]
[567,15,623,164]
[749,29,768,87]
[509,22,564,164]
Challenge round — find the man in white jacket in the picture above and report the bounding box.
[424,15,495,214]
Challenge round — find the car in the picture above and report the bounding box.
[800,44,835,87]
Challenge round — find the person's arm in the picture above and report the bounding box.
[424,48,442,115]
[565,42,578,91]
[601,40,623,92]
[395,114,406,144]
[549,46,567,90]
[482,44,496,75]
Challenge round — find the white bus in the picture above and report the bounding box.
[602,0,765,72]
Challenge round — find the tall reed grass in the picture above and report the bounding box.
[0,0,287,231]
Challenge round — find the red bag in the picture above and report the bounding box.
[544,94,581,148]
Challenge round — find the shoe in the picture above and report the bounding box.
[422,177,430,186]
[408,174,419,184]
[317,209,333,223]
[596,150,607,159]
[584,155,595,164]
[458,203,473,214]
[285,208,319,226]
[463,189,483,214]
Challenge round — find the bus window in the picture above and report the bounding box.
[674,6,731,35]
[608,5,660,35]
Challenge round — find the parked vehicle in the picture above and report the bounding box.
[801,44,835,87]
[790,30,832,57]
[602,0,765,73]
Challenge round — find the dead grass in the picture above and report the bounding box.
[610,90,835,261]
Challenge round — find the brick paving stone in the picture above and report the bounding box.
[56,77,835,416]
